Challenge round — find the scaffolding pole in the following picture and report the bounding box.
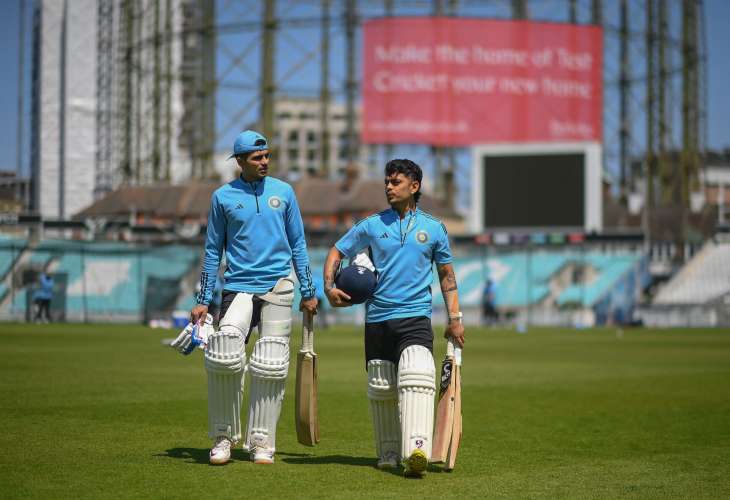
[645,0,656,246]
[133,0,142,184]
[432,0,445,202]
[95,0,114,197]
[658,0,672,204]
[512,0,528,19]
[569,0,577,24]
[16,0,25,206]
[163,0,172,182]
[696,0,707,156]
[120,0,133,183]
[319,0,330,177]
[591,0,602,25]
[619,0,630,200]
[344,0,357,165]
[152,0,161,181]
[199,0,216,179]
[646,0,656,211]
[261,0,276,159]
[30,2,40,212]
[682,0,700,200]
[383,0,394,163]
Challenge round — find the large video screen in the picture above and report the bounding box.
[482,154,584,228]
[362,18,603,146]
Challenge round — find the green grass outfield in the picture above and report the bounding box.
[1,323,729,499]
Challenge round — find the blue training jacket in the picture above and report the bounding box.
[197,176,315,304]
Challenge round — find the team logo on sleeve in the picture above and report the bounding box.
[268,196,283,209]
[415,230,429,244]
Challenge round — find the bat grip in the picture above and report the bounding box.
[446,338,455,357]
[301,311,314,353]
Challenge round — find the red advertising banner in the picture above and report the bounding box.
[362,18,603,145]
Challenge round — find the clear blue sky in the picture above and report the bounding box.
[0,0,728,176]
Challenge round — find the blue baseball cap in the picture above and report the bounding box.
[228,130,269,159]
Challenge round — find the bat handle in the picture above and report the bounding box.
[446,338,455,357]
[302,311,314,353]
[447,338,462,366]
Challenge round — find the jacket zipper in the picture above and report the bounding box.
[247,181,260,214]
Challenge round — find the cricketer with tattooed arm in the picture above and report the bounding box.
[323,159,465,477]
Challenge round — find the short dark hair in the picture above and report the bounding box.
[384,159,423,203]
[235,149,267,163]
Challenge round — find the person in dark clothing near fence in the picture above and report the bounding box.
[481,279,499,326]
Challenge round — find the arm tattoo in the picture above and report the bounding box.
[324,258,341,290]
[441,269,457,291]
[438,265,459,314]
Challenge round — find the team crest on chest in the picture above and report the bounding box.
[268,196,283,209]
[415,230,429,244]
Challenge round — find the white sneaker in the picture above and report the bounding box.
[377,450,400,470]
[251,447,274,464]
[209,436,232,465]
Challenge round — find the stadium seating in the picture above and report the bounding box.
[556,254,640,307]
[653,241,730,304]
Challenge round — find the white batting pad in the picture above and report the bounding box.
[245,334,290,454]
[204,293,253,443]
[398,345,436,460]
[367,359,400,460]
[205,332,246,442]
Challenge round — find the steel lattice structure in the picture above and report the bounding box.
[29,0,706,222]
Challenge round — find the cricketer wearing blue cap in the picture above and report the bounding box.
[323,158,465,477]
[187,130,317,466]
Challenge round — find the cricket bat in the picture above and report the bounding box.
[445,344,462,470]
[431,339,462,469]
[294,310,320,446]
